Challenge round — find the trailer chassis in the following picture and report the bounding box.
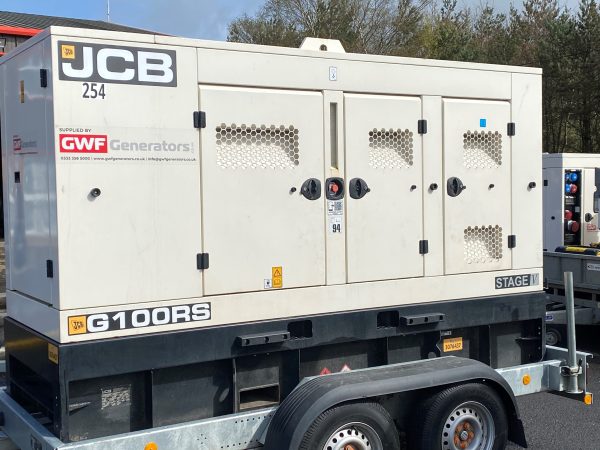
[0,345,591,450]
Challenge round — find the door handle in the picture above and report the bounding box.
[349,178,370,199]
[300,178,322,200]
[447,177,467,197]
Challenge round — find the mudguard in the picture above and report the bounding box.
[264,356,527,449]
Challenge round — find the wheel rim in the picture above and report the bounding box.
[322,422,384,450]
[441,401,495,450]
[546,330,559,346]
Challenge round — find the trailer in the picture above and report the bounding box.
[545,251,600,343]
[0,26,592,450]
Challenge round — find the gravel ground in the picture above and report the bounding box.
[507,326,600,450]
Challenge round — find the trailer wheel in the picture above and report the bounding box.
[546,327,562,346]
[299,401,400,450]
[411,383,508,450]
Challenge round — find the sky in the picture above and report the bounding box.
[0,0,583,42]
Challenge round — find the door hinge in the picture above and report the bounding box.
[508,235,517,249]
[419,240,429,255]
[193,111,206,129]
[46,260,54,278]
[507,122,516,136]
[418,119,428,135]
[40,69,48,88]
[197,253,209,270]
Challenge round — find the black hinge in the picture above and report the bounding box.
[196,253,209,270]
[544,179,548,187]
[508,235,517,249]
[418,119,428,134]
[507,122,516,136]
[193,111,206,129]
[419,240,429,255]
[46,260,54,278]
[40,69,48,88]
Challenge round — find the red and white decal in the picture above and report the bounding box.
[13,135,21,151]
[59,134,108,153]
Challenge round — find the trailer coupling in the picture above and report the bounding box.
[496,345,593,404]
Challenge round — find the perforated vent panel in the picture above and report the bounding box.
[216,124,299,169]
[463,131,502,169]
[464,225,503,264]
[368,128,414,169]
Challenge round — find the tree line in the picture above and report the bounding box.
[228,0,600,154]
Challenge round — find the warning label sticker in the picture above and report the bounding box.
[272,267,283,289]
[443,337,463,352]
[48,343,59,364]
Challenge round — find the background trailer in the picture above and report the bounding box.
[0,26,587,450]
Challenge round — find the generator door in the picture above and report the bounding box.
[200,87,326,295]
[443,99,512,275]
[345,94,424,283]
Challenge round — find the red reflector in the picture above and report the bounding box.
[320,367,331,375]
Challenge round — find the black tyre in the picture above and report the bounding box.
[299,401,400,450]
[410,383,508,450]
[546,327,562,346]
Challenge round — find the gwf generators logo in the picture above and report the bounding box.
[58,41,177,87]
[60,134,108,153]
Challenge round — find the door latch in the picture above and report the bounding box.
[447,177,466,197]
[349,178,370,199]
[301,178,322,200]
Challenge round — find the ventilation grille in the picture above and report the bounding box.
[464,225,503,264]
[369,128,414,169]
[216,124,299,169]
[463,131,502,169]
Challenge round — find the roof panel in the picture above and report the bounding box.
[0,10,155,34]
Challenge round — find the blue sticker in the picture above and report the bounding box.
[480,118,487,127]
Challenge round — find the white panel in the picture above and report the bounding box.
[200,86,326,295]
[52,267,542,342]
[542,167,564,250]
[2,40,53,303]
[323,91,346,285]
[345,94,423,283]
[443,99,512,274]
[422,96,444,276]
[511,74,543,268]
[197,49,512,101]
[53,43,202,309]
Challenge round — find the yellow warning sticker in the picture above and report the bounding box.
[19,80,24,104]
[68,316,87,335]
[443,337,463,352]
[48,343,59,364]
[272,266,283,289]
[61,44,75,59]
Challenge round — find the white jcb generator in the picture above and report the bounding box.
[0,26,591,450]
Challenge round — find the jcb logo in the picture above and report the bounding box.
[58,41,177,87]
[61,44,75,59]
[60,134,108,153]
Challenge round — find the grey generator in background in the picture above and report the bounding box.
[0,27,593,450]
[543,153,600,345]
